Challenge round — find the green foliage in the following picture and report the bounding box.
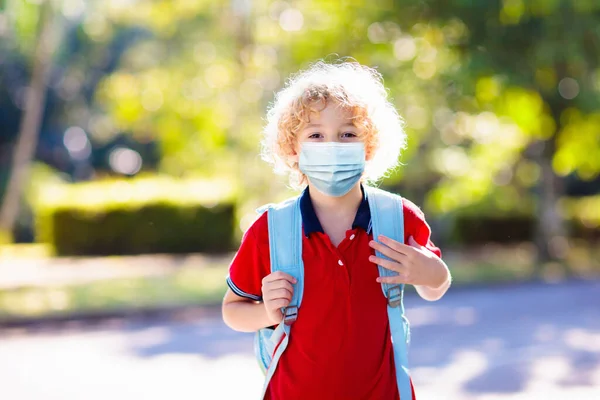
[83,1,460,210]
[554,111,600,179]
[5,0,40,54]
[561,195,600,242]
[4,0,600,253]
[34,178,238,256]
[562,195,600,227]
[397,0,600,215]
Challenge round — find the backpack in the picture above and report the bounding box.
[254,186,412,400]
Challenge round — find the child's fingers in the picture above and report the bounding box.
[263,279,294,294]
[369,240,408,262]
[267,298,290,311]
[376,275,408,284]
[377,235,413,256]
[273,280,294,294]
[368,255,405,273]
[264,288,293,302]
[263,271,297,285]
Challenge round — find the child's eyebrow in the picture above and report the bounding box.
[302,122,357,130]
[304,123,322,129]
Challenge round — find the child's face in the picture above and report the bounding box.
[290,101,365,163]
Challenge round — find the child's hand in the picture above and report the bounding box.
[261,271,297,325]
[368,235,448,289]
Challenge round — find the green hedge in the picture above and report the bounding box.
[34,177,237,256]
[562,195,600,241]
[452,215,535,244]
[450,195,600,244]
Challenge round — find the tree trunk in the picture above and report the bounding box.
[532,124,569,277]
[0,3,56,242]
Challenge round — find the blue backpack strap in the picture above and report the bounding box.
[365,186,413,400]
[256,196,304,399]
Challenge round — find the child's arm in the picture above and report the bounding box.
[222,271,297,332]
[410,234,451,301]
[222,290,275,333]
[415,276,451,301]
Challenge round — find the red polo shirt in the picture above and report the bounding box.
[227,187,441,400]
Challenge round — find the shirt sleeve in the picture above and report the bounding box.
[402,198,442,258]
[226,211,271,301]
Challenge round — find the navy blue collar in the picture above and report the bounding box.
[300,185,371,237]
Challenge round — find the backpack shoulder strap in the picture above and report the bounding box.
[260,196,304,312]
[365,186,413,400]
[365,186,405,299]
[256,196,304,399]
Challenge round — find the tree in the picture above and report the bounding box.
[388,0,600,267]
[92,0,450,211]
[0,0,61,242]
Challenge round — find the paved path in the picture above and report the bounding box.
[0,280,599,399]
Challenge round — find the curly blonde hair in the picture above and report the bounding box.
[261,60,406,189]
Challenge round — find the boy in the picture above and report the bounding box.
[222,61,451,399]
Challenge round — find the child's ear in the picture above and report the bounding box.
[290,142,300,163]
[365,145,373,162]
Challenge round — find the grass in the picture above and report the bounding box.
[0,261,535,321]
[0,266,228,321]
[0,243,54,259]
[447,262,531,285]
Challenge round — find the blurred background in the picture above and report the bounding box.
[0,0,599,399]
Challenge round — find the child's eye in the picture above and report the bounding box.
[308,133,323,139]
[341,132,357,138]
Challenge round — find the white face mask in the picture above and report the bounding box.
[299,142,366,197]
